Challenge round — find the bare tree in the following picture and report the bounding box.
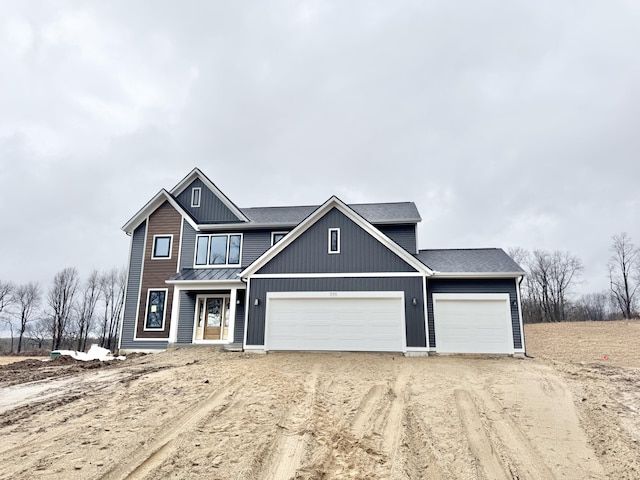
[569,292,611,322]
[12,282,41,353]
[75,270,100,351]
[47,267,79,349]
[608,233,639,319]
[99,268,126,351]
[0,281,13,315]
[27,318,51,350]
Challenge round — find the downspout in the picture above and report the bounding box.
[517,275,530,358]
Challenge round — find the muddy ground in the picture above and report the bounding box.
[0,320,639,479]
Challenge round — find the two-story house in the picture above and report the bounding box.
[119,168,526,355]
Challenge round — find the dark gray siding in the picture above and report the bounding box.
[426,278,522,350]
[242,230,272,267]
[175,179,244,224]
[120,222,167,351]
[377,224,416,253]
[246,277,426,349]
[177,291,197,343]
[180,220,197,270]
[234,290,246,344]
[257,208,417,274]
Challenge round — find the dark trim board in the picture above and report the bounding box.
[426,278,522,350]
[245,277,426,348]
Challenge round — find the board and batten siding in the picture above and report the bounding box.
[426,278,522,350]
[175,179,244,224]
[246,277,426,348]
[376,224,417,253]
[257,208,417,275]
[120,222,147,349]
[136,202,182,339]
[241,230,272,267]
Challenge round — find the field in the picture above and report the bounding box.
[1,321,639,479]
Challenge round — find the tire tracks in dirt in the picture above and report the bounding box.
[99,377,243,480]
[258,363,320,480]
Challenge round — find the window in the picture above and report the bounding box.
[191,187,201,207]
[152,235,172,259]
[328,228,340,254]
[145,290,167,329]
[271,231,288,246]
[194,234,242,266]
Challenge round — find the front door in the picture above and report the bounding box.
[196,296,231,341]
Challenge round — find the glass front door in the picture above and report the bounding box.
[196,296,230,341]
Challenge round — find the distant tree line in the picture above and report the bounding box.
[0,267,126,353]
[510,232,640,323]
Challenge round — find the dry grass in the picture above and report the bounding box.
[524,319,640,368]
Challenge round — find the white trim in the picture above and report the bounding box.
[248,272,424,279]
[242,277,251,349]
[133,218,149,338]
[169,168,249,222]
[422,275,430,349]
[263,291,407,353]
[431,272,525,278]
[228,288,237,344]
[164,280,244,289]
[328,228,340,254]
[122,189,198,233]
[432,293,510,302]
[193,233,243,268]
[271,231,289,246]
[414,224,419,254]
[191,187,201,207]
[515,276,526,353]
[168,286,180,343]
[151,234,173,260]
[176,219,184,273]
[142,288,169,331]
[118,227,136,351]
[240,196,432,278]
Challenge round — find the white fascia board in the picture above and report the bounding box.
[431,272,525,278]
[121,189,198,234]
[169,168,249,223]
[164,280,244,290]
[240,196,432,278]
[197,222,297,231]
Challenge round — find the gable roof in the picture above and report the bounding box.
[416,248,525,277]
[169,167,249,223]
[239,202,421,226]
[240,196,432,278]
[121,189,198,234]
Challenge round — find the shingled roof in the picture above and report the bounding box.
[416,248,524,274]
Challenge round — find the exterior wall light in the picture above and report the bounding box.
[254,298,260,306]
[412,298,417,306]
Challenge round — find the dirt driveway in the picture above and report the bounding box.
[3,340,638,480]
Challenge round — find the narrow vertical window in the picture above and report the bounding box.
[195,236,209,265]
[145,290,166,329]
[191,187,201,207]
[328,228,340,254]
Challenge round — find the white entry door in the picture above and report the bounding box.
[433,293,514,354]
[265,292,405,352]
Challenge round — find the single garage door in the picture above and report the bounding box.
[433,293,514,354]
[265,292,405,352]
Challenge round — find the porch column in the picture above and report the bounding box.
[168,286,180,344]
[227,287,237,343]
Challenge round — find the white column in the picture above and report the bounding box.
[168,286,180,344]
[227,287,237,343]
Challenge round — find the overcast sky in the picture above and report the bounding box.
[1,0,639,300]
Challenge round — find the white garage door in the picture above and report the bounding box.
[265,292,405,352]
[433,293,514,354]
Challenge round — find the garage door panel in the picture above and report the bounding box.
[434,296,513,354]
[266,295,404,352]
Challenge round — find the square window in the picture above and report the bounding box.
[191,187,201,207]
[152,236,171,258]
[145,290,166,329]
[329,228,340,254]
[271,232,288,245]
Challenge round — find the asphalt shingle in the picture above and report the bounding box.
[416,248,525,273]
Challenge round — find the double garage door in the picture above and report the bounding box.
[433,293,514,354]
[265,292,405,352]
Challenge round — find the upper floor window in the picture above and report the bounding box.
[328,228,340,254]
[195,234,242,266]
[271,231,288,246]
[191,187,201,207]
[152,235,172,259]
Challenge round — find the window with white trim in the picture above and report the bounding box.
[191,187,201,207]
[328,228,340,254]
[195,234,242,266]
[271,231,288,246]
[145,290,167,329]
[152,235,172,259]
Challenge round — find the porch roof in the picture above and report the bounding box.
[168,268,243,282]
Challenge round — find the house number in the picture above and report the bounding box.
[329,292,338,296]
